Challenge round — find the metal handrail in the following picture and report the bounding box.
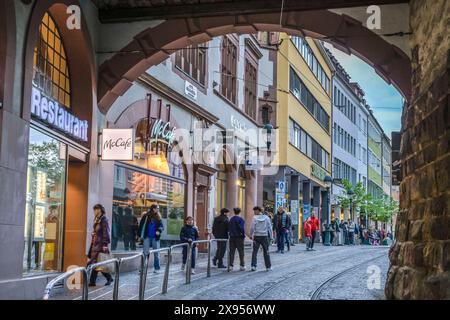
[43,238,233,300]
[43,266,89,300]
[86,258,120,300]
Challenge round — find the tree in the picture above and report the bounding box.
[336,179,369,217]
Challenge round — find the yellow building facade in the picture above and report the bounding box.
[264,33,333,240]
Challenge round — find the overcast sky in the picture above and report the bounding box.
[325,44,404,136]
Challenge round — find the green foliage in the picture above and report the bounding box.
[336,179,398,223]
[28,141,65,183]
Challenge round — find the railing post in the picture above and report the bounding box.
[186,243,192,284]
[142,254,149,298]
[207,240,212,278]
[112,259,121,300]
[138,254,146,300]
[226,239,231,272]
[82,268,89,301]
[162,248,171,294]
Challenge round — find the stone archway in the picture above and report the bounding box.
[98,9,411,113]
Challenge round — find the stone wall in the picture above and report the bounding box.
[385,0,450,300]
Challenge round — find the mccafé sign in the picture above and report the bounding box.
[31,86,89,142]
[101,129,134,161]
[150,119,176,145]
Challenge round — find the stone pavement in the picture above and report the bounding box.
[48,242,390,300]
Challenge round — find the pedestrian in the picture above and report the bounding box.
[111,206,121,251]
[138,204,164,273]
[250,206,272,271]
[212,208,229,269]
[309,212,320,251]
[348,219,355,245]
[179,216,199,274]
[87,204,113,287]
[330,218,337,245]
[273,206,291,253]
[321,222,327,244]
[228,207,246,271]
[304,217,312,251]
[122,207,137,251]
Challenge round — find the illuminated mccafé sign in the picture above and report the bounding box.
[150,119,176,145]
[31,86,89,142]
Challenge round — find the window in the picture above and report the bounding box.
[261,106,270,124]
[244,58,258,120]
[24,128,67,273]
[220,36,238,104]
[32,12,71,108]
[290,67,330,132]
[175,43,207,86]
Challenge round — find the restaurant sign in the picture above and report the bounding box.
[101,129,134,161]
[150,119,176,145]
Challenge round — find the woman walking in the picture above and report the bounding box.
[138,204,164,273]
[87,204,113,287]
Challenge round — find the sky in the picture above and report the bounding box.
[324,44,404,136]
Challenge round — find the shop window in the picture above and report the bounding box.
[174,43,207,86]
[237,166,247,213]
[32,12,70,108]
[215,165,227,215]
[112,165,186,250]
[220,36,238,104]
[23,128,67,274]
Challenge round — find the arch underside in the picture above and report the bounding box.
[98,10,411,114]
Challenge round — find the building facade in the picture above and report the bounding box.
[263,34,333,241]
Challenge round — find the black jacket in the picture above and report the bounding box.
[212,214,229,239]
[273,213,292,231]
[180,225,199,245]
[138,214,164,240]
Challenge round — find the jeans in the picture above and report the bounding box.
[143,237,160,270]
[229,237,245,267]
[182,245,196,268]
[348,232,354,245]
[276,228,289,252]
[214,239,227,266]
[251,236,271,268]
[123,232,136,251]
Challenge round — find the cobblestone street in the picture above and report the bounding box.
[50,244,390,301]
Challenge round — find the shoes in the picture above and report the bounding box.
[240,266,246,271]
[251,266,256,271]
[212,257,217,266]
[88,283,96,287]
[181,264,186,271]
[228,266,233,272]
[191,269,196,275]
[153,269,160,274]
[281,251,284,254]
[218,265,227,269]
[105,278,113,286]
[266,267,272,271]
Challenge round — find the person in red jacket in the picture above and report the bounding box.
[309,212,320,251]
[303,217,312,251]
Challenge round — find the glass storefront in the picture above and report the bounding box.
[112,117,187,251]
[214,165,227,214]
[23,128,67,274]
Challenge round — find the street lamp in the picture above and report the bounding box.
[347,188,355,221]
[323,175,333,246]
[263,123,274,156]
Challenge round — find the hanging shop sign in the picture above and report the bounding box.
[150,119,176,145]
[101,129,134,161]
[31,86,89,142]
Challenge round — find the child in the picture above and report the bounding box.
[304,217,312,251]
[179,216,199,274]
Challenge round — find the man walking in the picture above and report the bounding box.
[273,206,291,253]
[309,212,320,251]
[212,208,229,269]
[228,208,246,271]
[348,219,355,245]
[250,206,272,271]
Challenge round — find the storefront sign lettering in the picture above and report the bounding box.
[311,163,327,181]
[31,86,88,142]
[101,129,134,161]
[151,119,176,145]
[231,114,248,132]
[185,81,198,100]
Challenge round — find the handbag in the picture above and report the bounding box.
[96,252,115,274]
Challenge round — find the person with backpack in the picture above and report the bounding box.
[228,207,246,271]
[212,208,229,269]
[250,206,272,271]
[179,216,199,274]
